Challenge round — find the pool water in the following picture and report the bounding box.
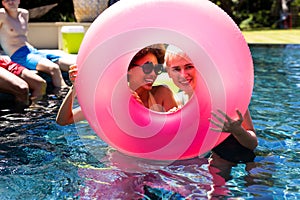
[0,45,299,199]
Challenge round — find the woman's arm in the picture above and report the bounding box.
[237,109,258,149]
[56,86,85,125]
[56,64,85,125]
[210,109,258,150]
[229,109,258,150]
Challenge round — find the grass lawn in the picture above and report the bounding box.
[242,29,300,44]
[155,72,179,94]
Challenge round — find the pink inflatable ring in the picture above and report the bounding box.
[75,0,254,160]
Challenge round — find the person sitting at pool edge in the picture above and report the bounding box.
[0,57,46,108]
[0,0,73,88]
[164,45,258,163]
[56,44,178,125]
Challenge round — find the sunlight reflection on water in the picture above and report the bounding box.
[0,45,299,199]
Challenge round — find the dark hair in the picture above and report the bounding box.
[108,0,120,7]
[129,44,166,69]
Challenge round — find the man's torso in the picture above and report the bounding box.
[0,8,28,56]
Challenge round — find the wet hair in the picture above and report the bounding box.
[129,44,166,70]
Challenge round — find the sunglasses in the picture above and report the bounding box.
[131,61,163,75]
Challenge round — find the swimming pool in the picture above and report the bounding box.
[0,45,299,199]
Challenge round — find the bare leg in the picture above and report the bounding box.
[57,55,77,72]
[19,69,47,101]
[0,67,30,106]
[36,58,68,88]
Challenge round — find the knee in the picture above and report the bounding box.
[49,63,61,73]
[47,63,64,79]
[14,81,30,104]
[37,62,61,75]
[36,78,47,94]
[18,82,30,96]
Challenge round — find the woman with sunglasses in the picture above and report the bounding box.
[56,44,177,125]
[127,44,177,112]
[164,45,258,163]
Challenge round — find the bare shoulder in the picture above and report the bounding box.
[0,8,5,14]
[18,8,29,14]
[18,8,29,21]
[152,85,173,95]
[0,8,5,22]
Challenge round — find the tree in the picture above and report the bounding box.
[16,0,299,29]
[20,0,75,22]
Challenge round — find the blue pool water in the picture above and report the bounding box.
[0,45,299,199]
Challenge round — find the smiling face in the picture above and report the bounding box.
[128,52,159,92]
[166,53,197,96]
